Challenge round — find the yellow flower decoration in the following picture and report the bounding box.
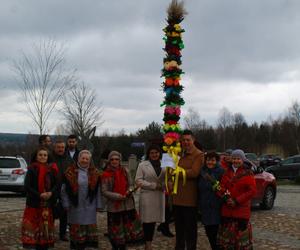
[174,24,182,32]
[163,124,182,131]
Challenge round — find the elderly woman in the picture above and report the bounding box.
[61,150,102,250]
[218,149,256,250]
[198,151,224,250]
[135,144,165,250]
[21,146,59,250]
[101,151,143,250]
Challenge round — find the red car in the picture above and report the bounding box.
[248,162,277,210]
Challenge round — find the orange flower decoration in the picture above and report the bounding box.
[164,137,174,145]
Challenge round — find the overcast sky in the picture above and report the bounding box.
[1,0,300,135]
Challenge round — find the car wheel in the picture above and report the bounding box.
[260,186,275,210]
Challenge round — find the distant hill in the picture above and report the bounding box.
[0,133,67,146]
[0,133,37,145]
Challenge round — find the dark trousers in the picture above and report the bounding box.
[158,199,173,230]
[173,205,198,250]
[59,207,68,238]
[204,225,219,250]
[143,222,156,241]
[36,246,48,250]
[111,242,126,250]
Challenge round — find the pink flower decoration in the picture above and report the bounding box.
[175,107,181,115]
[165,106,181,115]
[164,106,173,114]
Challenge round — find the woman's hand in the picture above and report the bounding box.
[226,198,237,207]
[136,182,142,188]
[118,194,127,200]
[40,192,47,200]
[155,182,163,191]
[40,192,52,200]
[40,192,49,200]
[46,192,52,199]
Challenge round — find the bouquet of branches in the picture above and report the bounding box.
[202,172,231,202]
[126,185,140,197]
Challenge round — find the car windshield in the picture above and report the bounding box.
[246,154,257,160]
[261,155,272,159]
[0,158,20,169]
[282,157,294,164]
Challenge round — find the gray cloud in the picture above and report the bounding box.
[1,0,300,133]
[184,0,300,82]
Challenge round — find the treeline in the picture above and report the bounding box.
[1,101,300,162]
[180,102,300,157]
[94,100,300,161]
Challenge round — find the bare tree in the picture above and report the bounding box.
[289,101,300,125]
[183,107,208,132]
[54,123,69,136]
[13,39,75,134]
[217,107,233,151]
[288,101,300,153]
[217,107,233,129]
[232,112,246,127]
[62,82,104,138]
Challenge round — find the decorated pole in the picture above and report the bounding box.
[161,0,187,194]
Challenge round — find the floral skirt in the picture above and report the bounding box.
[69,224,98,249]
[217,217,253,250]
[107,209,144,246]
[21,206,55,249]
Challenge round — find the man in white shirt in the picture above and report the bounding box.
[66,134,79,163]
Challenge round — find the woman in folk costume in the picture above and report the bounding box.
[135,144,166,250]
[217,149,256,250]
[61,150,102,250]
[21,146,59,250]
[101,151,143,250]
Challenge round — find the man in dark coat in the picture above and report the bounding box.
[66,134,80,163]
[52,139,73,241]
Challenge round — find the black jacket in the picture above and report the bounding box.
[52,153,73,184]
[24,164,59,208]
[198,164,224,225]
[66,148,80,163]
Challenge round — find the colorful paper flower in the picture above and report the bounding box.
[161,0,186,148]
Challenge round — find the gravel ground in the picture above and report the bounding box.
[0,185,299,250]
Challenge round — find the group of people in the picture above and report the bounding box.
[198,149,256,250]
[20,130,257,250]
[21,134,145,250]
[134,130,256,250]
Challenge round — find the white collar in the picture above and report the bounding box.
[232,166,239,173]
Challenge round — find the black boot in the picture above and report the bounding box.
[157,223,174,237]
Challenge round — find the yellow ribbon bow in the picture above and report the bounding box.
[164,146,186,195]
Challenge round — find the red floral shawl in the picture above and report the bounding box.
[102,165,128,195]
[64,164,100,195]
[30,162,58,193]
[101,165,129,208]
